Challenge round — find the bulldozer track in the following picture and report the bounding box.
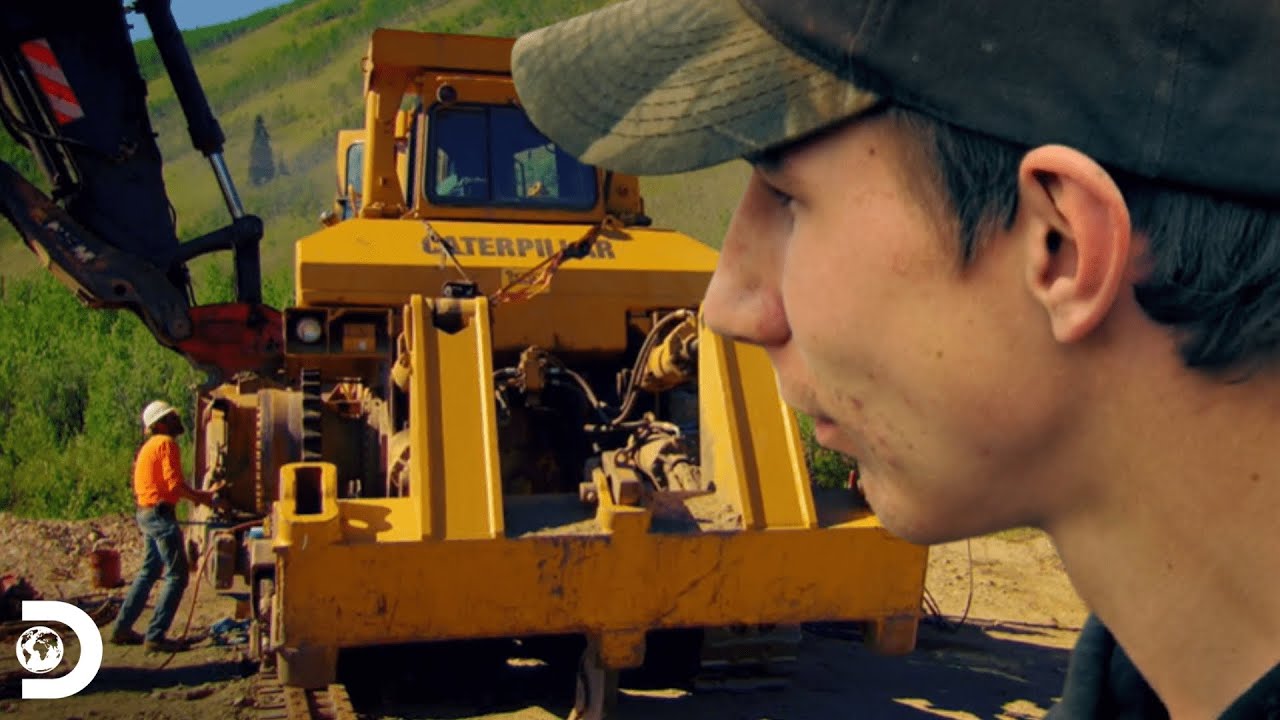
[252,667,358,720]
[695,625,801,692]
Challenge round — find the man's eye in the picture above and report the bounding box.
[764,184,794,208]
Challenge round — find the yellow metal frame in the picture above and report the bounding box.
[295,217,723,353]
[270,296,928,688]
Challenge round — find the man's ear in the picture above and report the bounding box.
[1017,145,1133,343]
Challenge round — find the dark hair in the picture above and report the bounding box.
[889,106,1280,374]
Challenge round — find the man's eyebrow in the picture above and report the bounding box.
[746,126,831,180]
[748,146,788,175]
[749,147,802,190]
[746,102,891,176]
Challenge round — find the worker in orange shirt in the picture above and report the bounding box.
[109,400,222,653]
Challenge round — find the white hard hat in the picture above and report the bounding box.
[141,400,178,429]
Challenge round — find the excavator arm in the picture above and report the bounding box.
[0,0,281,382]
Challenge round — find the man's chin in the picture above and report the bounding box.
[874,511,946,545]
[864,489,986,546]
[873,503,1025,546]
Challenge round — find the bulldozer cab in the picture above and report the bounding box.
[351,29,644,225]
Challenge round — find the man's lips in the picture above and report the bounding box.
[781,390,844,448]
[812,415,841,447]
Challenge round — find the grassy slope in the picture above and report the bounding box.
[644,163,750,249]
[7,0,742,278]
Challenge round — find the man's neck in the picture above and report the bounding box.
[1046,370,1280,718]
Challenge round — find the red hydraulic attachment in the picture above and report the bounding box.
[178,304,283,380]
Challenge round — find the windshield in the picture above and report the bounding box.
[427,105,598,210]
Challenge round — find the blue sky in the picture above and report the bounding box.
[129,0,290,41]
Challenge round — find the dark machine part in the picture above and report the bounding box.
[256,380,390,504]
[321,378,389,499]
[0,1,280,381]
[494,333,705,499]
[494,348,616,495]
[300,369,324,462]
[0,161,192,339]
[0,2,177,260]
[617,419,707,494]
[256,388,305,515]
[495,358,601,495]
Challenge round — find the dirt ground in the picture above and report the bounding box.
[0,514,1087,720]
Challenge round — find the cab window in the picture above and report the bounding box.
[343,141,364,218]
[427,105,598,210]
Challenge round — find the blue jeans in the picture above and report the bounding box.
[113,505,189,641]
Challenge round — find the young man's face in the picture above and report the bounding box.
[702,114,1080,545]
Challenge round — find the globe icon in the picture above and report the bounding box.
[15,626,64,674]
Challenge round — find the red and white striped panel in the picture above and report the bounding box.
[19,38,85,125]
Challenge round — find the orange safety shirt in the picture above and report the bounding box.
[133,434,184,507]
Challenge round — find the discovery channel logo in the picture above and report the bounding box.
[13,601,102,699]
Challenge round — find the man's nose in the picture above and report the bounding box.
[701,215,790,349]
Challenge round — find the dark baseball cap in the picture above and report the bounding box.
[512,0,1280,199]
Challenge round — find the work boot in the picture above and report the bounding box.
[110,628,145,646]
[144,636,190,654]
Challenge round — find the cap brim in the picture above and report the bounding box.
[512,0,880,176]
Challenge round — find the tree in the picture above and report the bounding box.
[249,115,275,186]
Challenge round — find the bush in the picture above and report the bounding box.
[797,414,859,489]
[0,275,204,517]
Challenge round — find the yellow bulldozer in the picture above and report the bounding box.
[0,11,928,718]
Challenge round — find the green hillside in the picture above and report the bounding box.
[3,0,747,279]
[0,0,760,517]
